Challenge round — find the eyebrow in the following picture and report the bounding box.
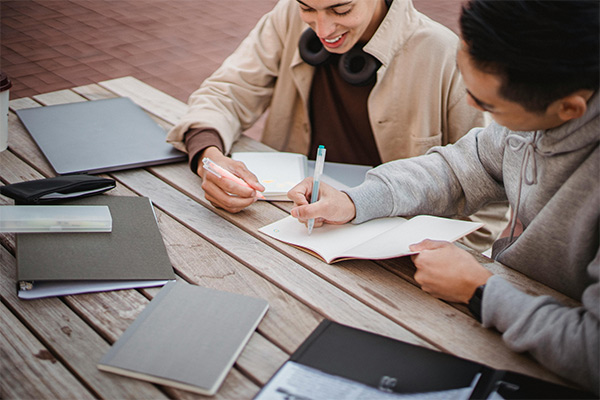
[296,0,353,9]
[466,89,495,111]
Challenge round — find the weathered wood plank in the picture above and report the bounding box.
[1,232,264,399]
[1,140,304,388]
[8,97,39,111]
[5,87,288,395]
[147,161,565,384]
[0,150,47,252]
[6,79,570,392]
[162,369,261,400]
[0,302,95,399]
[236,332,288,385]
[96,77,566,383]
[68,85,427,353]
[71,83,118,101]
[153,195,319,356]
[112,167,437,347]
[0,246,169,399]
[7,101,56,178]
[33,89,87,105]
[96,77,275,153]
[0,153,291,390]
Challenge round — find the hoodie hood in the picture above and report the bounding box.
[496,89,599,252]
[537,90,600,155]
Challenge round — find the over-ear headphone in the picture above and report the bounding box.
[299,29,381,86]
[298,0,391,86]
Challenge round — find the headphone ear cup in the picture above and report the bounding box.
[298,28,331,66]
[339,47,381,86]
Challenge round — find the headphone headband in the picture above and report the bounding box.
[298,29,381,86]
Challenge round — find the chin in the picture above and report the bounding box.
[324,45,350,55]
[493,118,528,132]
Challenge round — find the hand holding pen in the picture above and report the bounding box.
[202,157,265,199]
[288,177,357,229]
[200,154,265,213]
[288,145,356,232]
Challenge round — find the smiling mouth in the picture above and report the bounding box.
[323,34,343,44]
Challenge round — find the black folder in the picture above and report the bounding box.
[255,320,594,399]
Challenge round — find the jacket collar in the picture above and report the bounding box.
[364,0,420,67]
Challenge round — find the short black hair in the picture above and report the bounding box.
[460,0,599,113]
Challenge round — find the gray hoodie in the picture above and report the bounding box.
[346,92,599,392]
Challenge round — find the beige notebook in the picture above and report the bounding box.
[231,151,307,201]
[259,215,483,264]
[98,281,269,396]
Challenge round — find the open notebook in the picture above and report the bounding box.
[259,215,483,264]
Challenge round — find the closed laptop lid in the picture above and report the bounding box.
[15,97,186,175]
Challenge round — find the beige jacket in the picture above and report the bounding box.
[167,0,508,251]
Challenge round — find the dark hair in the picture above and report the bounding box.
[460,0,599,113]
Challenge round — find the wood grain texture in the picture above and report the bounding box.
[0,136,293,395]
[0,302,95,399]
[96,78,566,383]
[3,78,574,398]
[0,246,169,399]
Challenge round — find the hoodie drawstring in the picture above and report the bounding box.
[504,131,541,242]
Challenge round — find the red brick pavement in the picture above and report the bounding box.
[1,0,464,103]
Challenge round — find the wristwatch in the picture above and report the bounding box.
[468,284,486,323]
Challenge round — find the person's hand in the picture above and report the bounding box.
[288,178,356,228]
[409,240,492,303]
[197,147,265,213]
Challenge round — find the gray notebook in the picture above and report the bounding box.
[98,281,269,396]
[16,195,176,299]
[15,97,186,175]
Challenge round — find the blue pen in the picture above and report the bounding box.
[307,145,326,235]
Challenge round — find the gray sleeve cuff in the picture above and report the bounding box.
[481,275,529,330]
[343,176,396,224]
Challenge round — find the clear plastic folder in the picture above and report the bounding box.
[0,205,112,233]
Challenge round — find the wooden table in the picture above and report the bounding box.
[1,77,581,399]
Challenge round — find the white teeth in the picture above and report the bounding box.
[324,34,343,43]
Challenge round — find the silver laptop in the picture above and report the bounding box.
[15,97,186,175]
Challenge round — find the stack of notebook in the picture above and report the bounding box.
[15,195,175,299]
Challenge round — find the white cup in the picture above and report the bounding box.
[0,72,12,152]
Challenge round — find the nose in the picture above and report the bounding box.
[312,12,336,38]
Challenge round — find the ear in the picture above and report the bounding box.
[556,91,591,122]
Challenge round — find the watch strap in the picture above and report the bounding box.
[468,284,486,323]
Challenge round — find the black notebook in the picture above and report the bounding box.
[254,320,594,400]
[16,195,175,299]
[98,281,269,396]
[15,97,186,175]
